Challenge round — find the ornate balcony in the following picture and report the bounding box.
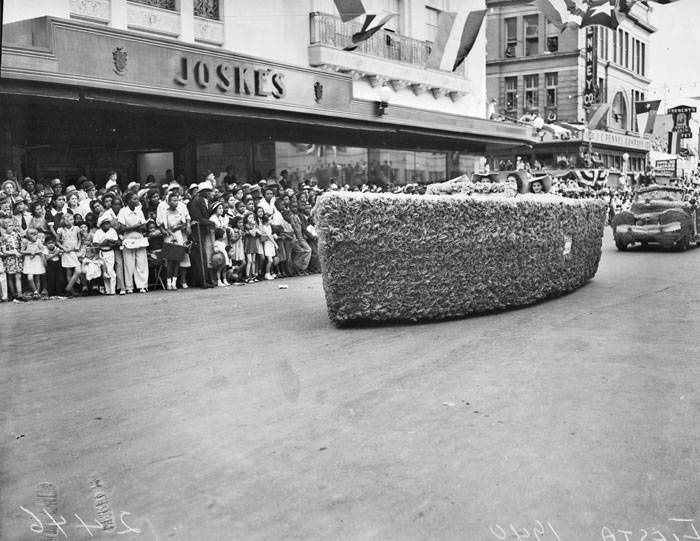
[309,12,469,100]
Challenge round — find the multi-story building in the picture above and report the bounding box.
[485,0,653,172]
[0,0,531,188]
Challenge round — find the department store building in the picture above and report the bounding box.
[1,0,531,188]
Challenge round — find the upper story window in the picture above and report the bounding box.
[505,17,517,58]
[641,42,646,76]
[425,6,441,43]
[130,0,176,10]
[624,31,629,69]
[194,0,219,20]
[524,74,539,111]
[523,15,539,57]
[505,76,518,112]
[380,0,402,32]
[545,21,558,53]
[545,72,558,107]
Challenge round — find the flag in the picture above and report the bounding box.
[668,131,680,154]
[527,0,580,29]
[452,9,487,71]
[587,102,611,129]
[334,0,365,22]
[634,100,661,135]
[526,0,584,29]
[619,0,681,11]
[343,11,398,50]
[425,11,457,70]
[580,0,618,30]
[575,169,609,189]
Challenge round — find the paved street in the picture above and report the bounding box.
[2,229,700,541]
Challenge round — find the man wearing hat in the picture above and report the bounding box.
[188,179,217,288]
[49,178,64,196]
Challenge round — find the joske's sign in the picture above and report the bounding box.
[174,56,286,99]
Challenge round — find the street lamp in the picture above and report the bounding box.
[376,85,392,117]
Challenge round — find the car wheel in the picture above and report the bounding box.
[676,234,690,251]
[615,239,628,251]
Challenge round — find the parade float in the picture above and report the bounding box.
[315,172,608,324]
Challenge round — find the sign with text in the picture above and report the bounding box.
[654,159,677,176]
[583,129,652,151]
[668,105,696,139]
[583,26,598,109]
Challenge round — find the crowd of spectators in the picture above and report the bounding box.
[0,168,336,302]
[3,164,700,302]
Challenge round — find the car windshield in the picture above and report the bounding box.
[636,189,684,202]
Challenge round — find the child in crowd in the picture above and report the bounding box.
[29,201,49,241]
[56,212,82,296]
[277,210,296,278]
[146,220,163,256]
[20,228,45,299]
[0,217,23,299]
[243,212,260,283]
[257,209,277,281]
[80,223,103,294]
[92,213,119,295]
[227,215,245,283]
[43,236,64,296]
[13,199,31,236]
[213,228,230,287]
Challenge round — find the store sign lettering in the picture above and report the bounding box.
[584,129,651,151]
[174,57,286,98]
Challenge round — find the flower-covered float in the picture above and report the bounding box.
[315,172,607,324]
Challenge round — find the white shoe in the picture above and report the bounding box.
[264,273,274,281]
[223,280,231,286]
[217,281,225,287]
[180,282,188,289]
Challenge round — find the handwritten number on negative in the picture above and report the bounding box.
[42,508,68,538]
[116,511,142,535]
[20,505,44,533]
[74,513,104,537]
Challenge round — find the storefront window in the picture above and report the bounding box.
[274,143,367,188]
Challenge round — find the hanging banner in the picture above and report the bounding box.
[668,105,696,139]
[583,26,598,109]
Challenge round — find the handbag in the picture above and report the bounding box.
[162,242,186,260]
[122,237,149,250]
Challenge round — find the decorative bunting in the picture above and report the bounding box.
[343,11,398,51]
[334,0,365,22]
[634,100,661,135]
[425,11,457,70]
[580,0,618,30]
[452,9,487,72]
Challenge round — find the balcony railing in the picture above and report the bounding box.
[310,12,430,68]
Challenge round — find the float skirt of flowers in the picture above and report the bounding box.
[315,192,607,324]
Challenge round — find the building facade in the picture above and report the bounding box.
[1,0,531,188]
[485,0,653,172]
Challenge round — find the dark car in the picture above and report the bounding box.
[612,185,700,251]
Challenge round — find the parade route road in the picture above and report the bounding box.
[2,230,700,541]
